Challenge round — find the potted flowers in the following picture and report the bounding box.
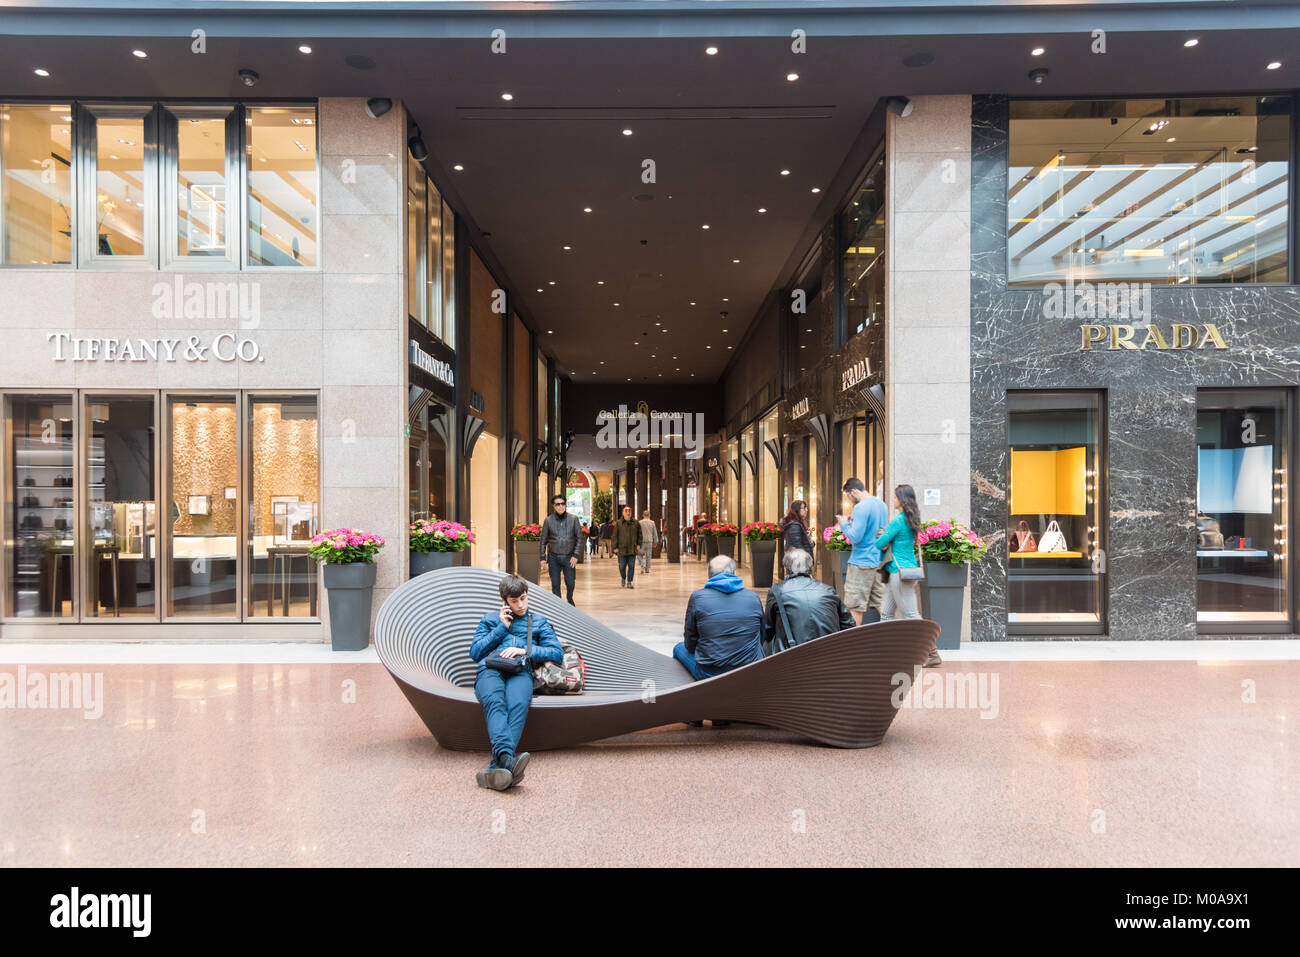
[510,523,542,584]
[309,527,386,651]
[743,521,781,588]
[408,519,473,577]
[823,525,853,594]
[916,519,988,650]
[698,522,739,561]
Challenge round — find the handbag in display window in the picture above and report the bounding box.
[1038,520,1068,553]
[1012,520,1037,553]
[1197,515,1225,549]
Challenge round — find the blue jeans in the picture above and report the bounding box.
[672,642,716,681]
[638,547,652,574]
[547,554,575,604]
[474,667,533,763]
[618,553,637,584]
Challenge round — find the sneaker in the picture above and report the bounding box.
[627,583,635,590]
[475,758,513,791]
[924,649,943,668]
[504,751,530,786]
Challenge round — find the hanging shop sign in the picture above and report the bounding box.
[1078,323,1229,351]
[468,390,485,414]
[840,357,874,392]
[409,339,455,387]
[790,397,810,419]
[47,332,263,363]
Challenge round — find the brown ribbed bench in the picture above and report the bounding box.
[373,565,939,750]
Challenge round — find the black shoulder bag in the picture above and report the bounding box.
[484,613,532,676]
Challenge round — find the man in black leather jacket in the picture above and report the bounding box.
[763,548,855,654]
[539,495,582,605]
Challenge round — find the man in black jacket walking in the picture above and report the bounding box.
[611,504,643,588]
[763,548,855,654]
[539,494,582,605]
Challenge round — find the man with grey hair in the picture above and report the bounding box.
[673,554,765,680]
[764,548,856,655]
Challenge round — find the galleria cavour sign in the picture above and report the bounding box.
[1079,323,1228,351]
[48,332,264,363]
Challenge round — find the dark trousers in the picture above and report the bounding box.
[474,667,533,763]
[617,553,636,584]
[547,554,576,604]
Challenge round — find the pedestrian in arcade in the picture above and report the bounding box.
[612,504,643,588]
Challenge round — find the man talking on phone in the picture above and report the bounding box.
[539,494,582,605]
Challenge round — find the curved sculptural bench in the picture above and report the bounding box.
[374,565,940,750]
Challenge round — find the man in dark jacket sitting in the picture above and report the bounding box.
[673,555,765,680]
[764,548,855,654]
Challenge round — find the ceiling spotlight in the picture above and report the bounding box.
[238,68,260,87]
[701,224,710,229]
[298,45,312,55]
[365,97,393,118]
[732,259,740,263]
[562,245,571,250]
[706,46,718,56]
[132,49,148,59]
[501,92,514,101]
[1267,61,1282,70]
[780,169,790,176]
[811,187,821,193]
[1184,38,1199,48]
[622,128,633,136]
[583,206,592,213]
[453,164,464,171]
[407,131,428,162]
[885,96,913,117]
[34,68,50,77]
[547,330,553,334]
[1028,68,1049,85]
[1031,47,1045,57]
[786,72,799,82]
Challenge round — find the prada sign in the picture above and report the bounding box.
[1079,323,1228,351]
[840,358,874,391]
[790,397,810,419]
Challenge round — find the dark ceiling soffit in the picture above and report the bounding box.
[6,3,1298,38]
[457,106,836,121]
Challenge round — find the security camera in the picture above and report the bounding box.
[1028,68,1049,86]
[365,97,393,119]
[238,69,260,87]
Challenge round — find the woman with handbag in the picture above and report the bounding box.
[468,573,565,791]
[875,484,941,667]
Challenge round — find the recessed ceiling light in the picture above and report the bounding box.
[805,328,812,332]
[727,346,732,350]
[600,361,605,364]
[547,329,553,333]
[706,46,718,56]
[1167,137,1177,142]
[1267,61,1282,70]
[562,245,571,250]
[691,373,695,377]
[786,72,799,82]
[537,288,543,292]
[622,128,633,136]
[722,328,728,333]
[706,345,711,349]
[453,164,464,171]
[613,302,620,306]
[811,187,821,193]
[689,301,696,306]
[597,280,604,284]
[780,169,790,176]
[34,68,49,77]
[1031,47,1045,56]
[626,378,631,382]
[651,354,656,358]
[758,207,767,213]
[701,224,710,229]
[298,45,312,55]
[655,321,660,325]
[132,49,148,59]
[502,92,514,100]
[548,281,556,285]
[583,207,592,213]
[1184,38,1199,48]
[732,259,740,264]
[722,297,729,302]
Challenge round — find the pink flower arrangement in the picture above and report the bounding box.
[823,525,852,551]
[410,518,474,553]
[309,527,386,565]
[742,521,781,542]
[510,523,542,541]
[697,522,738,536]
[917,519,988,564]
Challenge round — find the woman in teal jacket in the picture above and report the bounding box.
[875,484,941,667]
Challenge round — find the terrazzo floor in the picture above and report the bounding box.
[2,555,1297,867]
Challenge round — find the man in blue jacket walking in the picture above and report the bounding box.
[673,555,765,681]
[468,573,565,790]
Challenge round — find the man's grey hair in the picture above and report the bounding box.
[783,548,813,576]
[707,555,736,577]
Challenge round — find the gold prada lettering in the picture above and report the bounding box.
[1109,325,1138,350]
[1139,324,1168,350]
[1080,325,1107,351]
[1078,323,1229,351]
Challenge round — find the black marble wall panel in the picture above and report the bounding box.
[970,94,1300,640]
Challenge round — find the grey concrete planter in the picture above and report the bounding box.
[514,540,541,583]
[703,535,719,561]
[409,550,469,578]
[749,539,777,589]
[716,534,736,559]
[921,560,969,650]
[831,549,850,596]
[323,561,378,651]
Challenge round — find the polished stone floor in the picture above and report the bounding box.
[1,555,1297,867]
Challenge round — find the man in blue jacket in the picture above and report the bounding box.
[672,555,765,681]
[835,476,888,625]
[468,573,565,790]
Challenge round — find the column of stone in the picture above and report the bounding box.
[625,456,636,517]
[648,447,662,556]
[665,449,681,563]
[637,450,650,530]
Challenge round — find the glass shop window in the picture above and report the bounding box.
[1007,391,1106,633]
[1196,389,1290,629]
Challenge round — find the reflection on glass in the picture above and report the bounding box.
[246,106,317,266]
[760,410,779,522]
[441,199,456,347]
[174,112,229,257]
[1007,392,1105,631]
[93,113,146,256]
[793,278,822,375]
[842,153,885,337]
[724,439,738,523]
[426,178,443,339]
[1,104,73,264]
[85,395,156,618]
[1196,390,1289,625]
[167,396,238,617]
[6,395,75,618]
[1009,96,1291,284]
[407,153,426,324]
[248,396,319,618]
